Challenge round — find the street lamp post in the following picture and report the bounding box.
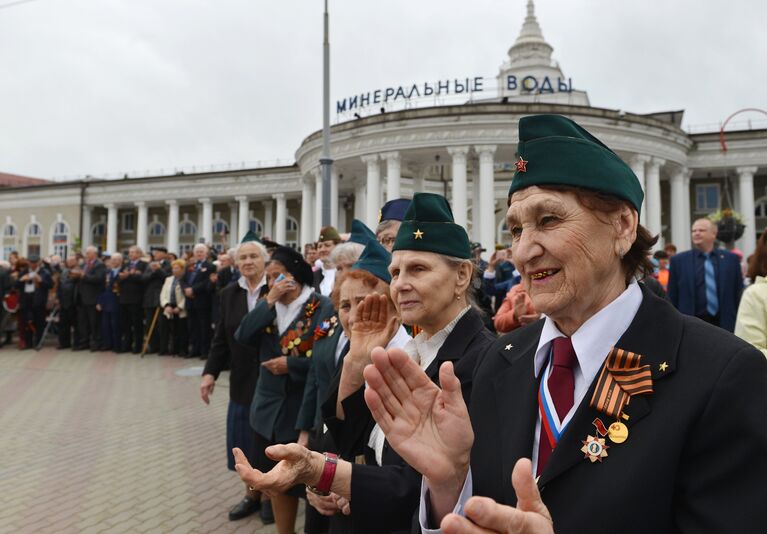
[319,0,333,228]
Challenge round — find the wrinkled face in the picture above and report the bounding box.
[389,250,464,328]
[691,219,716,251]
[218,254,231,268]
[335,259,355,276]
[376,222,401,252]
[172,264,184,278]
[85,249,97,261]
[110,256,122,269]
[337,277,390,338]
[128,248,141,261]
[237,244,265,280]
[507,186,625,325]
[317,240,336,261]
[265,261,291,289]
[194,247,207,261]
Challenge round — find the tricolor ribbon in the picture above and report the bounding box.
[589,347,653,419]
[538,357,570,449]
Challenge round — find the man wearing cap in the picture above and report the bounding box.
[141,247,171,354]
[313,226,342,297]
[376,198,411,252]
[363,115,766,533]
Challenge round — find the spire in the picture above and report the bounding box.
[508,0,553,68]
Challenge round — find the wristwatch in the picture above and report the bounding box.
[306,452,338,496]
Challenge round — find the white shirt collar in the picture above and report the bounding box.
[275,285,314,335]
[238,274,267,312]
[404,306,471,371]
[533,280,643,382]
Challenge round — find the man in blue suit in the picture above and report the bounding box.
[668,217,743,331]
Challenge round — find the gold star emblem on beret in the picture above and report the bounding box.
[659,361,669,372]
[413,229,424,239]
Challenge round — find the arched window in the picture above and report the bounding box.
[249,218,263,236]
[180,220,197,237]
[27,223,42,237]
[52,220,70,258]
[3,224,16,237]
[149,221,166,236]
[212,218,229,236]
[92,222,106,238]
[286,216,298,232]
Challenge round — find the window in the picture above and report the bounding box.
[27,223,42,237]
[122,212,135,232]
[212,219,229,237]
[180,220,197,237]
[249,218,263,236]
[27,244,41,257]
[3,224,16,237]
[695,184,720,212]
[2,245,15,259]
[179,243,194,255]
[52,221,69,258]
[149,222,166,236]
[286,216,298,232]
[92,222,106,237]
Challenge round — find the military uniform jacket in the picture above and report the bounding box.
[296,315,346,432]
[235,291,334,443]
[203,282,266,406]
[323,308,495,534]
[466,285,767,533]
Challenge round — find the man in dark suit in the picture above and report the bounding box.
[56,255,81,349]
[0,261,10,347]
[74,246,107,351]
[141,247,170,354]
[184,243,216,358]
[118,246,148,353]
[668,217,743,331]
[15,255,52,348]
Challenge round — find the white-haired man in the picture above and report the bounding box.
[184,243,217,358]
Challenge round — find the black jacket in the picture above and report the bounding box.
[184,260,217,310]
[117,260,147,305]
[15,267,53,309]
[465,285,766,533]
[141,260,171,308]
[323,308,495,534]
[57,268,78,308]
[203,281,266,406]
[77,260,107,306]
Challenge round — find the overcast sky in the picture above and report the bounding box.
[1,0,765,180]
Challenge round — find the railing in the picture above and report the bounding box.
[685,119,767,134]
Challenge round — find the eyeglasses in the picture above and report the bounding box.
[378,236,396,247]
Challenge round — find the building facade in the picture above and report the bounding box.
[2,1,766,261]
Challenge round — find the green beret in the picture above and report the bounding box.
[392,193,471,259]
[348,219,376,246]
[318,226,342,243]
[240,230,262,244]
[352,238,392,283]
[508,114,644,214]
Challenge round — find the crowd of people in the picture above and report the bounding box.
[1,115,765,533]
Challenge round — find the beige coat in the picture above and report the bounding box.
[159,275,187,319]
[734,275,767,357]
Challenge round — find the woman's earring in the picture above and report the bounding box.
[456,295,462,300]
[618,246,625,259]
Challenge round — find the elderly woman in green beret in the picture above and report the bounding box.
[362,115,767,534]
[232,193,496,534]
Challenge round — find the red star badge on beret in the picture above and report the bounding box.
[515,157,528,173]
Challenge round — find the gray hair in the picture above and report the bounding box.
[440,254,482,312]
[235,240,269,263]
[193,243,208,253]
[330,242,364,267]
[375,219,399,236]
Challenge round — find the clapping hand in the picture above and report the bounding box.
[233,445,318,498]
[363,349,474,521]
[348,294,400,365]
[440,459,553,534]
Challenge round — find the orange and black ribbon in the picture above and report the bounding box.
[589,347,653,419]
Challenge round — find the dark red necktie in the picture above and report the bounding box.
[536,336,577,475]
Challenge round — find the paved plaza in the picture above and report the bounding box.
[0,347,305,534]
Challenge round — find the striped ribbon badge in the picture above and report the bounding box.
[589,347,654,419]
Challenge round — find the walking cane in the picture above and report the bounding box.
[140,306,162,358]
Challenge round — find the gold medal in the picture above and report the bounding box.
[608,421,629,444]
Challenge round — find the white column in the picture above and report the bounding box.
[199,198,213,244]
[262,199,274,240]
[471,172,480,241]
[447,146,469,229]
[646,157,665,247]
[412,175,424,195]
[682,170,692,250]
[81,206,92,250]
[135,201,148,252]
[106,203,118,253]
[476,145,497,257]
[314,168,324,234]
[300,177,314,247]
[382,151,401,201]
[228,203,238,246]
[629,155,650,228]
[669,168,687,249]
[330,168,340,229]
[166,200,179,254]
[274,193,287,245]
[737,166,758,259]
[338,196,347,232]
[732,180,741,213]
[235,196,250,239]
[354,177,367,222]
[362,155,380,228]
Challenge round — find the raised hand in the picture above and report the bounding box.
[363,348,473,520]
[441,459,553,534]
[349,294,400,365]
